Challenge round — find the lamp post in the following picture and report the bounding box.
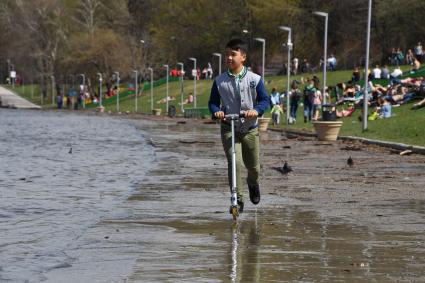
[313,11,329,105]
[189,57,197,108]
[148,67,153,112]
[97,73,103,108]
[278,26,292,126]
[133,70,138,112]
[163,64,169,114]
[254,38,266,80]
[140,39,146,72]
[212,53,222,75]
[51,75,55,107]
[177,62,184,113]
[114,71,120,112]
[79,74,85,109]
[363,0,373,131]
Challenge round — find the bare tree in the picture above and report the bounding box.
[73,0,101,37]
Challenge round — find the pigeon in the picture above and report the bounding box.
[68,147,72,154]
[282,162,293,174]
[347,156,354,167]
[272,162,293,175]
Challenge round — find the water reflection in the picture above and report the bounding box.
[229,211,261,283]
[230,223,239,283]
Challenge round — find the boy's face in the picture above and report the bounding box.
[225,47,246,71]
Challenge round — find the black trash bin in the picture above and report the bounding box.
[168,105,176,118]
[322,104,336,121]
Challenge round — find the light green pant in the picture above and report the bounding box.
[221,124,260,198]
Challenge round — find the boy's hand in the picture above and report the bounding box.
[214,111,225,119]
[244,109,258,119]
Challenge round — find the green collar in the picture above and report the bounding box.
[227,66,247,80]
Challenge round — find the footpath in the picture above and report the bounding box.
[0,85,41,109]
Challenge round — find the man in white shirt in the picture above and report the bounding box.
[327,54,337,71]
[372,65,382,79]
[390,66,403,78]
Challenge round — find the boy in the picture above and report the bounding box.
[208,38,269,213]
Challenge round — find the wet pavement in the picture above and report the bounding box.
[1,109,425,282]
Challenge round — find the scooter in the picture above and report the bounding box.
[224,113,245,221]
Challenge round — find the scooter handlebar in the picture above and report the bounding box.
[224,112,246,120]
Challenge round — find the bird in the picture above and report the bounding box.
[272,162,293,175]
[282,162,293,174]
[347,156,354,167]
[68,147,72,154]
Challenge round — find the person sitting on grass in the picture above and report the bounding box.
[411,57,421,73]
[336,103,355,118]
[378,97,392,118]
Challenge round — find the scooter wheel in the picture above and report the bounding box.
[230,206,238,221]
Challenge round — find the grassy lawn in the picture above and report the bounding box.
[4,65,424,146]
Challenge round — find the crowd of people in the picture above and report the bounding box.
[268,43,424,125]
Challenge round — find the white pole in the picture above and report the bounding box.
[177,62,184,113]
[148,67,153,112]
[163,64,169,114]
[97,73,103,107]
[79,74,85,109]
[189,57,197,108]
[278,26,292,126]
[133,70,138,112]
[51,75,55,107]
[115,71,120,112]
[323,15,328,105]
[313,11,329,105]
[286,40,292,126]
[363,0,372,131]
[213,53,222,75]
[254,38,266,80]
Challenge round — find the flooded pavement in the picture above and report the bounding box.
[1,110,425,282]
[0,109,154,282]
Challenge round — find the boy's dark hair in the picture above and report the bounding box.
[226,38,248,54]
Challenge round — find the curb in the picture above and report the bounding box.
[269,126,425,155]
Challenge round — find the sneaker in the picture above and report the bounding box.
[247,181,260,205]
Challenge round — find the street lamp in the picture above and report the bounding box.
[51,75,55,107]
[114,71,120,112]
[140,39,146,71]
[278,26,292,126]
[148,67,154,112]
[163,64,169,114]
[177,62,184,113]
[363,0,373,131]
[313,11,329,105]
[79,74,85,109]
[254,38,266,80]
[97,73,103,108]
[189,57,197,108]
[133,70,138,112]
[212,53,222,75]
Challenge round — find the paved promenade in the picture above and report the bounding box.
[0,85,41,109]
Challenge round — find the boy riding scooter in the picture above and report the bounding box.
[208,39,270,216]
